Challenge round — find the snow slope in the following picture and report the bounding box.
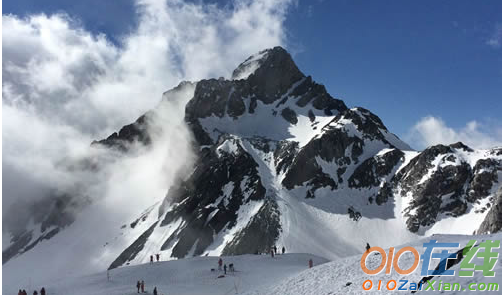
[251,232,502,295]
[7,233,501,295]
[4,254,328,295]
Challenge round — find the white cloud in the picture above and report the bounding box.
[2,0,294,280]
[486,23,502,49]
[406,116,502,150]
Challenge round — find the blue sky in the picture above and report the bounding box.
[3,0,502,148]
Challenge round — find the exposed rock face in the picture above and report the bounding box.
[349,149,405,189]
[92,114,152,150]
[108,221,159,270]
[3,194,89,264]
[222,199,281,255]
[477,188,502,234]
[469,159,500,202]
[282,108,408,191]
[395,143,501,232]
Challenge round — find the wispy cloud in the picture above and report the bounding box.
[2,0,294,280]
[406,116,502,150]
[486,23,502,48]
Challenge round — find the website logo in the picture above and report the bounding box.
[360,240,500,292]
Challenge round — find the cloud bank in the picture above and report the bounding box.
[2,0,294,279]
[406,116,502,150]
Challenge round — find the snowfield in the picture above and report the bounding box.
[250,232,502,295]
[4,254,328,295]
[5,233,501,295]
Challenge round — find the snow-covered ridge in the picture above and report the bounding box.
[4,46,502,292]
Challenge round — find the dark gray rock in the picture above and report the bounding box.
[348,149,404,188]
[274,140,298,175]
[108,222,159,270]
[375,182,393,205]
[468,158,500,202]
[222,199,281,255]
[393,142,500,232]
[477,188,502,234]
[157,138,267,258]
[92,113,152,151]
[281,107,298,125]
[348,206,362,221]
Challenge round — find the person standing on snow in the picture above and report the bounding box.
[282,246,285,254]
[141,280,145,293]
[18,289,22,295]
[150,255,154,264]
[153,286,158,295]
[273,246,277,255]
[308,259,313,268]
[40,287,45,295]
[366,243,371,252]
[271,249,275,258]
[136,280,141,293]
[33,291,38,295]
[218,258,223,271]
[156,253,160,262]
[224,264,227,275]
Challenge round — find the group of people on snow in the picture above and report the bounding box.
[135,280,161,295]
[150,253,161,264]
[217,258,235,275]
[136,280,145,293]
[18,288,45,295]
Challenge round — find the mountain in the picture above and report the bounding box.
[3,47,502,284]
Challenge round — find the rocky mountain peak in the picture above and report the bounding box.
[8,46,502,274]
[231,46,302,80]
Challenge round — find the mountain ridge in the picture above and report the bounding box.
[3,47,501,279]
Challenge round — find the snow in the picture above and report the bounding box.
[4,254,328,295]
[232,50,269,80]
[215,181,234,208]
[9,233,502,295]
[199,82,338,148]
[202,200,264,256]
[251,232,502,295]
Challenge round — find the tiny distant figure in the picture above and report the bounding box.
[282,247,285,254]
[33,291,38,295]
[137,280,141,293]
[273,246,277,255]
[366,243,371,252]
[153,286,158,295]
[40,288,46,295]
[22,290,27,295]
[224,264,227,275]
[229,263,234,272]
[308,259,313,268]
[218,258,223,271]
[141,280,145,293]
[18,289,22,295]
[150,255,154,264]
[271,249,275,258]
[156,253,160,262]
